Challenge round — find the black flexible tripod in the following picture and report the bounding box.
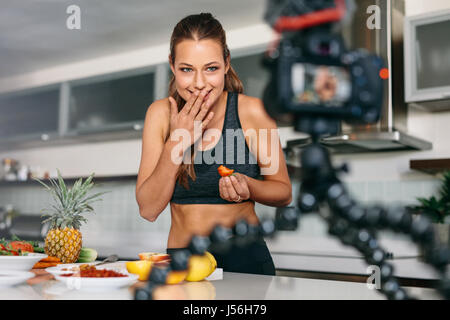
[135,117,449,300]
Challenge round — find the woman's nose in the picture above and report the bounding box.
[194,71,206,90]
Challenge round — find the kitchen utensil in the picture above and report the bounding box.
[94,254,119,266]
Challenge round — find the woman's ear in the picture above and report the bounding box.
[169,55,175,75]
[225,55,231,74]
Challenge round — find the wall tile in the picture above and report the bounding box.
[421,180,441,199]
[345,182,367,202]
[383,181,404,204]
[366,181,384,204]
[401,180,423,205]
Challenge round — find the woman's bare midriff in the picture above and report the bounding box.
[167,201,260,248]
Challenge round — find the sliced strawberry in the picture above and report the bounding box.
[9,241,34,253]
[218,165,234,177]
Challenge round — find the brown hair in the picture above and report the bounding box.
[168,13,244,189]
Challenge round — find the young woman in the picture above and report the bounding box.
[136,13,292,275]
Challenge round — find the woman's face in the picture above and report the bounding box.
[170,39,229,106]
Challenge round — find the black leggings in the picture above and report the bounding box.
[167,237,276,276]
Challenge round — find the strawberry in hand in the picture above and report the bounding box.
[217,165,234,177]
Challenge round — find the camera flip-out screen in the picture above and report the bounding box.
[291,63,351,107]
[278,47,384,124]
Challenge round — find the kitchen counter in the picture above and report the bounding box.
[0,262,442,300]
[82,231,442,281]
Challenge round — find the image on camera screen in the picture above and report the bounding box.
[291,63,351,107]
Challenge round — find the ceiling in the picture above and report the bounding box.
[0,0,266,79]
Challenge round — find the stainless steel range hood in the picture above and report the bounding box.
[321,129,432,152]
[318,0,432,152]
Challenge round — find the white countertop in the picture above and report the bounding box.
[266,233,441,280]
[0,262,441,300]
[81,231,440,281]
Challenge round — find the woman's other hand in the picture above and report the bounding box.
[219,172,251,203]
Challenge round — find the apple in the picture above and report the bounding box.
[150,254,171,262]
[139,252,171,262]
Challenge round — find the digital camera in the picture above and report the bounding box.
[262,0,385,129]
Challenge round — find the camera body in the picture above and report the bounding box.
[275,28,384,125]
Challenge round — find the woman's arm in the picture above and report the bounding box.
[136,91,215,221]
[136,100,181,221]
[245,151,292,207]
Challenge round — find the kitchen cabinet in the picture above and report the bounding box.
[231,52,270,101]
[0,86,59,142]
[0,174,137,187]
[68,72,154,134]
[0,49,286,151]
[0,64,168,150]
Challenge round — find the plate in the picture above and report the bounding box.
[46,262,117,275]
[0,253,48,271]
[0,270,35,287]
[54,271,138,291]
[45,266,76,277]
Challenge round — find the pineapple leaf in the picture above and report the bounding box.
[57,173,69,209]
[33,177,52,191]
[81,173,95,190]
[35,170,108,229]
[81,191,108,204]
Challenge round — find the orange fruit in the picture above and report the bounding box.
[185,254,213,282]
[126,260,153,281]
[166,270,188,285]
[204,251,217,271]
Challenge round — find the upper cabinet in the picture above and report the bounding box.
[0,65,166,150]
[231,52,270,100]
[68,71,155,134]
[0,87,59,141]
[0,50,284,150]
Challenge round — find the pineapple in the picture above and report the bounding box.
[35,171,106,263]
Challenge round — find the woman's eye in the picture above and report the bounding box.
[180,66,218,73]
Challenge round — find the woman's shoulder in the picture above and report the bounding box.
[237,93,277,130]
[146,97,171,120]
[143,97,171,139]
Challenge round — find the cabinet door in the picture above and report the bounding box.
[415,19,450,90]
[69,72,154,132]
[0,88,59,139]
[231,53,270,99]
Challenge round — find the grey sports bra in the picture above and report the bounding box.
[170,91,261,204]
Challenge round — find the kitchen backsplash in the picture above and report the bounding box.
[0,177,441,241]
